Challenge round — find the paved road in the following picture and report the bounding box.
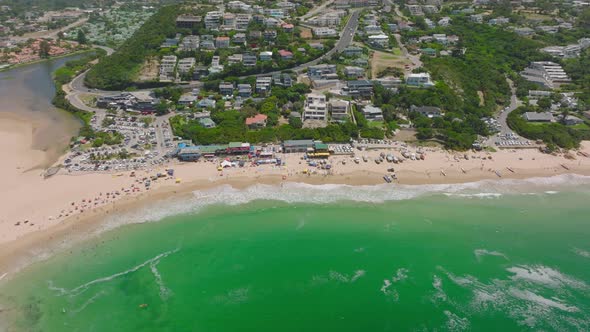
[300,0,335,20]
[497,78,520,135]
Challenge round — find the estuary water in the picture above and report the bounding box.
[1,176,589,331]
[0,55,83,166]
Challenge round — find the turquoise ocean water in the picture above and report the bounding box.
[2,175,590,331]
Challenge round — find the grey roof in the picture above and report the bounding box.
[524,112,554,121]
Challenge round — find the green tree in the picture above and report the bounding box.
[38,40,51,58]
[76,29,87,44]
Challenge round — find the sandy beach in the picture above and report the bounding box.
[2,113,590,278]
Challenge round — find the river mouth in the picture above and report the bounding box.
[0,55,85,168]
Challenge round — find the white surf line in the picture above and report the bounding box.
[0,272,7,282]
[64,248,180,296]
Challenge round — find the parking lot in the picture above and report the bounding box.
[64,114,175,173]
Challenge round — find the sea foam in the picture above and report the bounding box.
[102,174,590,229]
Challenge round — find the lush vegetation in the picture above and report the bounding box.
[507,106,590,149]
[388,17,549,149]
[52,49,105,138]
[85,5,180,90]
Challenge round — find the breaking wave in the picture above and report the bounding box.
[438,264,590,330]
[103,174,590,228]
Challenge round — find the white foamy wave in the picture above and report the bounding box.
[509,288,579,312]
[474,249,508,262]
[432,275,447,302]
[380,279,392,294]
[507,265,588,290]
[150,260,172,300]
[101,174,590,228]
[392,268,409,283]
[327,269,365,283]
[71,290,105,314]
[438,265,590,330]
[49,248,179,297]
[213,287,249,305]
[444,193,502,199]
[444,310,470,331]
[572,247,590,259]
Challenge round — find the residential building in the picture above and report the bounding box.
[523,112,554,122]
[237,84,252,98]
[263,17,280,28]
[256,76,272,94]
[374,77,402,89]
[223,13,236,27]
[199,118,216,128]
[438,17,451,27]
[342,46,363,57]
[521,61,571,89]
[178,94,198,106]
[263,30,277,40]
[313,27,338,37]
[470,14,483,23]
[368,34,389,48]
[364,25,383,35]
[406,73,434,87]
[281,23,294,32]
[422,5,439,14]
[179,35,200,51]
[488,17,509,25]
[245,114,268,129]
[278,49,293,60]
[330,99,350,122]
[259,51,273,61]
[243,54,257,66]
[215,36,230,48]
[362,105,384,121]
[236,14,252,31]
[307,11,345,27]
[344,80,373,99]
[232,33,247,44]
[515,27,535,36]
[265,8,285,19]
[407,5,423,16]
[200,39,215,50]
[227,53,243,65]
[344,66,365,79]
[303,93,328,121]
[159,55,177,78]
[219,82,235,96]
[227,1,252,12]
[308,64,337,79]
[176,15,201,29]
[410,105,442,118]
[177,58,195,75]
[205,11,223,30]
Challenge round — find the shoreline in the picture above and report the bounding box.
[1,164,590,282]
[0,48,96,73]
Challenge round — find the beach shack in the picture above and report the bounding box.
[307,142,330,158]
[282,139,315,153]
[227,142,251,154]
[177,146,202,161]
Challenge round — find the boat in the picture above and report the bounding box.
[362,156,368,162]
[383,175,392,183]
[561,164,570,170]
[440,170,446,177]
[386,154,394,162]
[354,157,360,164]
[461,167,466,174]
[387,167,395,172]
[507,167,515,173]
[375,158,381,164]
[495,170,502,178]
